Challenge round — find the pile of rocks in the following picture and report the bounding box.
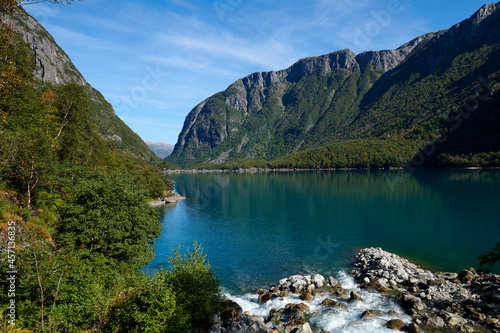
[206,300,317,333]
[205,248,500,333]
[254,273,346,305]
[352,247,500,332]
[206,271,406,333]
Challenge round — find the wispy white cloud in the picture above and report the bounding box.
[167,0,198,11]
[144,55,235,77]
[125,118,183,128]
[44,24,116,51]
[158,33,300,71]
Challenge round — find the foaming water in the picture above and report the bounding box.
[225,271,411,333]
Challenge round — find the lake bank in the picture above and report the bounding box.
[163,167,403,174]
[148,191,186,207]
[213,247,500,333]
[162,167,500,174]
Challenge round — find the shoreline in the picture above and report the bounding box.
[163,167,500,174]
[148,192,186,207]
[211,247,500,333]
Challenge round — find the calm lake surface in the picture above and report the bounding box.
[146,170,500,293]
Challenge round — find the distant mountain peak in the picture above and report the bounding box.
[145,141,174,159]
[471,2,500,25]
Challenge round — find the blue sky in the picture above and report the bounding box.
[24,0,491,145]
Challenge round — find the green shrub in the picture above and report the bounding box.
[105,242,223,332]
[166,242,223,331]
[105,271,181,333]
[56,171,161,268]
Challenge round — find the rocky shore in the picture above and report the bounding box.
[351,248,500,332]
[148,192,186,207]
[206,248,500,333]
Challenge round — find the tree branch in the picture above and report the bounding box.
[34,252,45,332]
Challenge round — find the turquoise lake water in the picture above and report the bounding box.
[146,170,500,293]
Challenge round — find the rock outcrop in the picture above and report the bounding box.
[3,11,85,85]
[206,247,499,333]
[352,247,500,332]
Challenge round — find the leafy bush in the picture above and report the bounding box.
[166,242,223,331]
[56,171,161,268]
[105,242,223,332]
[478,242,500,273]
[105,271,180,333]
[0,234,111,332]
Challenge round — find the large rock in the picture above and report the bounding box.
[283,302,310,321]
[300,292,314,301]
[386,319,406,330]
[328,276,341,288]
[361,310,379,320]
[422,315,445,329]
[401,294,426,312]
[458,269,476,282]
[313,274,326,288]
[286,303,310,313]
[443,311,466,326]
[349,290,364,302]
[283,322,313,333]
[258,292,274,304]
[245,321,271,333]
[321,298,349,312]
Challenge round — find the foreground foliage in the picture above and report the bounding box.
[0,3,222,332]
[479,242,500,273]
[105,243,223,333]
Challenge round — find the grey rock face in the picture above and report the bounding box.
[171,43,424,162]
[3,10,86,85]
[356,32,435,72]
[2,9,157,160]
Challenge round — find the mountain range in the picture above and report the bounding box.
[145,141,174,159]
[167,2,500,168]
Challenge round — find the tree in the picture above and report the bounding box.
[166,242,223,331]
[104,271,181,333]
[478,242,500,273]
[7,127,54,206]
[56,171,161,268]
[105,242,223,333]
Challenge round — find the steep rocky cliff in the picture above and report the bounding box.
[4,10,157,161]
[167,2,500,167]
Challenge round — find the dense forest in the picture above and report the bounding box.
[0,2,221,332]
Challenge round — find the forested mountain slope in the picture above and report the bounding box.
[4,10,158,161]
[168,2,500,168]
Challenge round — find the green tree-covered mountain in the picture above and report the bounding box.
[4,10,158,161]
[168,2,500,168]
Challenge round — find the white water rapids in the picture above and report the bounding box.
[225,271,412,333]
